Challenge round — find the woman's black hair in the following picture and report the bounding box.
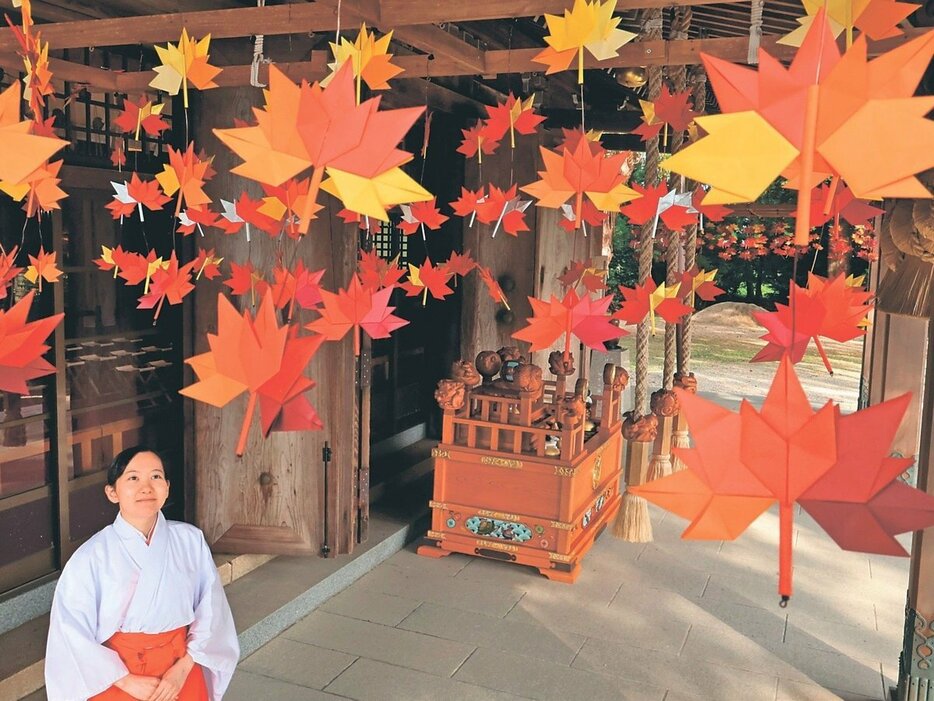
[107,446,166,487]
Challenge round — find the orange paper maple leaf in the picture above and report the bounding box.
[0,290,63,394]
[305,274,408,355]
[24,245,61,292]
[181,292,324,456]
[633,356,934,602]
[513,288,625,355]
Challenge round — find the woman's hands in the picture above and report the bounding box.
[147,653,195,701]
[114,674,160,700]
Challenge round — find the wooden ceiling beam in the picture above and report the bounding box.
[0,50,121,90]
[103,27,927,92]
[0,0,747,53]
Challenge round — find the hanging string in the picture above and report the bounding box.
[335,0,342,43]
[250,0,270,88]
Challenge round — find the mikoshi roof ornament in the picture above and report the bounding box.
[632,355,934,605]
[663,9,934,247]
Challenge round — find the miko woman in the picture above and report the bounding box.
[45,446,240,700]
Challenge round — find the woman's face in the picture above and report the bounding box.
[104,451,169,521]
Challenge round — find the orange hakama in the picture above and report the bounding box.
[90,627,208,700]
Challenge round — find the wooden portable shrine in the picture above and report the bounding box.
[418,347,628,582]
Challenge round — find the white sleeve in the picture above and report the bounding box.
[186,534,240,701]
[44,559,128,701]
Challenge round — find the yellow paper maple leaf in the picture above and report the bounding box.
[779,0,918,48]
[532,0,637,83]
[322,23,404,103]
[150,29,222,109]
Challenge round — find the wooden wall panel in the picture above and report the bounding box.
[191,87,357,555]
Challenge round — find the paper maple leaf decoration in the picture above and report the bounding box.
[0,290,63,394]
[5,0,53,119]
[0,159,67,217]
[156,143,214,217]
[149,29,221,109]
[478,184,533,238]
[111,146,126,170]
[799,181,884,229]
[663,10,934,246]
[399,198,449,239]
[477,265,510,309]
[107,248,168,295]
[533,0,638,83]
[521,137,640,231]
[680,267,724,305]
[558,258,607,293]
[752,273,872,375]
[779,0,918,48]
[214,63,431,235]
[322,23,404,103]
[114,97,169,140]
[177,206,219,236]
[614,279,693,333]
[181,292,324,456]
[137,252,195,322]
[483,93,545,149]
[0,246,24,300]
[633,356,934,602]
[620,184,697,236]
[306,274,408,355]
[358,249,406,291]
[0,82,67,191]
[224,261,269,306]
[218,195,281,239]
[456,122,500,163]
[270,260,325,320]
[24,245,61,292]
[443,251,476,284]
[192,248,224,280]
[451,186,486,225]
[513,288,625,355]
[401,259,454,306]
[107,174,171,222]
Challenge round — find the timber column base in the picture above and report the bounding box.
[899,607,934,701]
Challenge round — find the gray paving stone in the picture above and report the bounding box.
[325,657,532,701]
[225,670,350,701]
[353,561,526,617]
[398,601,587,665]
[572,635,779,700]
[776,678,883,701]
[507,589,691,654]
[239,637,356,689]
[782,614,902,664]
[283,610,476,676]
[319,588,422,626]
[453,645,667,701]
[385,544,472,577]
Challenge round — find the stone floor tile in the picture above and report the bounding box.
[453,646,667,701]
[353,562,525,617]
[572,635,780,700]
[325,657,533,701]
[782,614,902,664]
[681,596,788,643]
[225,670,350,701]
[283,611,475,676]
[507,590,691,654]
[398,601,586,665]
[319,588,422,626]
[239,637,356,689]
[776,678,883,701]
[385,544,472,577]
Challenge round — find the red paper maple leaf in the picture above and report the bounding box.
[261,178,318,239]
[614,279,693,328]
[475,184,531,236]
[752,273,872,374]
[114,97,170,137]
[692,187,733,222]
[192,248,223,280]
[456,122,500,160]
[477,265,510,308]
[444,250,476,280]
[177,206,219,236]
[619,183,670,225]
[800,181,884,229]
[137,252,195,321]
[305,274,408,355]
[633,118,664,143]
[401,259,454,305]
[358,249,405,291]
[513,288,625,354]
[0,246,24,300]
[0,291,64,394]
[660,205,698,233]
[399,198,449,237]
[270,260,325,319]
[633,356,934,601]
[110,146,126,169]
[653,85,698,132]
[680,266,725,303]
[181,292,325,456]
[107,174,171,221]
[156,142,213,217]
[557,199,606,233]
[483,93,545,147]
[450,187,486,219]
[224,261,270,305]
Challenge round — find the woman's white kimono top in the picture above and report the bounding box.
[44,512,240,700]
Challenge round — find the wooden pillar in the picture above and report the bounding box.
[895,312,934,700]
